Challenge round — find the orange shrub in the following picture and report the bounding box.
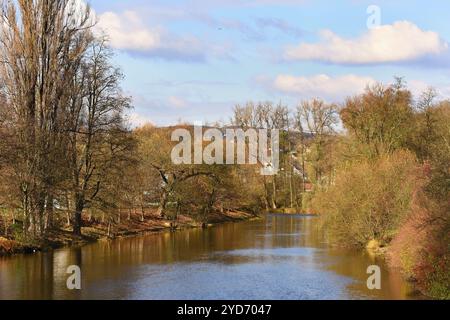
[312,150,420,247]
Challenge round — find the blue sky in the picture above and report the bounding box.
[89,0,450,126]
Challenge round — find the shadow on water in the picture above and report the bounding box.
[0,215,422,300]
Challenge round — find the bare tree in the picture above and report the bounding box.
[0,0,93,238]
[232,102,258,128]
[65,39,133,236]
[232,101,290,209]
[296,99,338,185]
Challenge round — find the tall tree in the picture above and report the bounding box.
[0,0,92,238]
[340,80,414,158]
[296,99,338,185]
[66,39,133,236]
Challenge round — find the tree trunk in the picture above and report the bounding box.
[272,176,277,209]
[262,178,270,211]
[204,190,215,220]
[66,194,72,226]
[66,212,71,227]
[22,192,29,236]
[45,194,54,231]
[157,189,169,218]
[29,208,37,239]
[107,221,111,238]
[34,190,46,238]
[289,170,294,208]
[288,141,294,208]
[3,212,8,237]
[73,194,84,236]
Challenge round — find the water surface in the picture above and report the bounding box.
[0,215,419,300]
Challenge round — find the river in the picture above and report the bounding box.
[0,215,421,300]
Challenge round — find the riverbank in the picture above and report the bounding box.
[268,208,318,215]
[0,209,259,257]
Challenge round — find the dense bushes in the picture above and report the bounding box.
[312,151,420,247]
[311,82,449,299]
[389,180,449,298]
[315,150,448,299]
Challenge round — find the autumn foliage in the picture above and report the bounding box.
[311,82,450,299]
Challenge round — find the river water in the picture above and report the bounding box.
[0,215,420,300]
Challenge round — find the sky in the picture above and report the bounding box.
[88,0,450,126]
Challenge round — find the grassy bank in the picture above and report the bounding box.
[0,209,258,257]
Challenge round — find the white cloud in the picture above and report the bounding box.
[97,11,160,51]
[272,74,377,101]
[408,80,450,99]
[168,96,188,109]
[269,74,450,102]
[284,21,448,64]
[127,112,155,128]
[96,11,208,61]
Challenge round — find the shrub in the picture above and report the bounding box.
[389,163,450,299]
[312,150,420,247]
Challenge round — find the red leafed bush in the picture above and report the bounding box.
[388,163,450,299]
